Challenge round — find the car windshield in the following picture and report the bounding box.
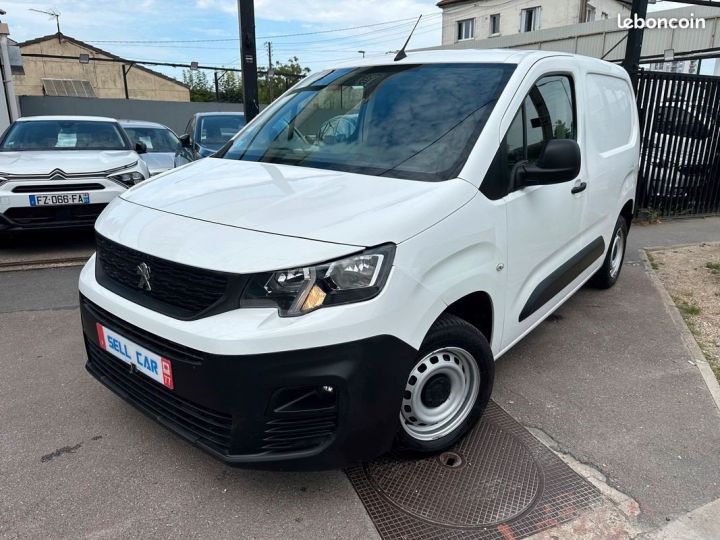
[124,126,181,153]
[198,115,246,150]
[217,63,516,181]
[0,120,129,151]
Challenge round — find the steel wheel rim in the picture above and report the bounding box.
[400,347,480,441]
[609,227,625,279]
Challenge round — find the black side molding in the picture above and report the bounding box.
[519,236,605,322]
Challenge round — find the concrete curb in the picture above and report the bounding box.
[640,247,720,414]
[0,256,89,273]
[640,498,720,539]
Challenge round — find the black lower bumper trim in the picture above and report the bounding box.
[81,295,417,470]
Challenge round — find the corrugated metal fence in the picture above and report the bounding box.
[635,69,720,217]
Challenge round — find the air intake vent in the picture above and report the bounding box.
[262,386,338,453]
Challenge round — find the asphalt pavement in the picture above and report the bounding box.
[0,242,379,539]
[1,218,719,538]
[495,217,720,527]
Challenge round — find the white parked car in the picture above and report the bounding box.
[79,50,639,469]
[119,119,192,176]
[0,116,149,233]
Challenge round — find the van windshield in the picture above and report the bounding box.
[217,63,516,181]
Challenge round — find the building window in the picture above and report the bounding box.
[520,7,540,32]
[41,78,96,98]
[489,14,501,35]
[457,18,475,41]
[585,4,596,22]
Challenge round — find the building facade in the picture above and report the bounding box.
[438,0,630,46]
[14,33,189,102]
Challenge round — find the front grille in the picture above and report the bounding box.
[95,234,238,319]
[86,340,233,452]
[82,296,204,364]
[4,204,106,226]
[12,183,105,193]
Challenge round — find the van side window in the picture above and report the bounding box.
[480,74,575,200]
[586,74,633,153]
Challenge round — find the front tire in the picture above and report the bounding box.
[394,314,494,455]
[589,214,628,289]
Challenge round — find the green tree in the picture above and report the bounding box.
[218,70,243,103]
[182,69,214,102]
[259,56,310,104]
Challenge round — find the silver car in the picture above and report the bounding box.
[119,120,193,176]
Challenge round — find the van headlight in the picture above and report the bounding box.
[240,244,395,316]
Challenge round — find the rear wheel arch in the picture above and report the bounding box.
[620,199,634,231]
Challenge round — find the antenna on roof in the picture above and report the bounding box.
[394,15,422,62]
[29,8,61,34]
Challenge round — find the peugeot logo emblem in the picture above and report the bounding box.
[136,262,152,291]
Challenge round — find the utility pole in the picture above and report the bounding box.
[265,41,273,103]
[0,15,19,123]
[238,0,259,122]
[621,0,649,87]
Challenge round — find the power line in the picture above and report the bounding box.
[84,15,438,44]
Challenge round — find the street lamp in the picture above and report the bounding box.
[358,50,366,58]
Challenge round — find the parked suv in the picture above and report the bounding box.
[0,116,149,233]
[180,112,245,159]
[79,51,639,469]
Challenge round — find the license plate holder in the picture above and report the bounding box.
[29,193,90,206]
[96,323,174,389]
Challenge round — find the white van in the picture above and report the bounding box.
[78,50,639,469]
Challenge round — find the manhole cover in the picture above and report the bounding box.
[347,402,603,540]
[366,422,542,527]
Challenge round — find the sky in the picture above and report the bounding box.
[2,0,713,80]
[3,0,446,78]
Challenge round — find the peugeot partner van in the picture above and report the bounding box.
[78,50,639,469]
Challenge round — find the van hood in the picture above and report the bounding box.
[122,158,477,246]
[0,150,139,175]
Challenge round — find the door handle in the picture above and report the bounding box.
[571,182,587,194]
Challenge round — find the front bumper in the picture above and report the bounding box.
[81,295,417,470]
[0,180,126,231]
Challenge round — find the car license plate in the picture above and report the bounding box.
[96,323,174,389]
[29,193,90,206]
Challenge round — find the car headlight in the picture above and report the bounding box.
[240,244,395,316]
[109,171,145,187]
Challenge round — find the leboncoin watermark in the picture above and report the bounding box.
[617,13,706,30]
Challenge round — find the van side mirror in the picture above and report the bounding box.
[516,139,581,187]
[178,134,191,148]
[134,141,147,154]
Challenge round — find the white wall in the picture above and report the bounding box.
[440,0,629,45]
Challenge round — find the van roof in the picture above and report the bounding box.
[330,48,624,73]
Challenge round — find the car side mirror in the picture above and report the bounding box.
[178,134,191,148]
[134,141,147,154]
[516,139,581,187]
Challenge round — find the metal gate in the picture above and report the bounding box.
[635,70,720,217]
